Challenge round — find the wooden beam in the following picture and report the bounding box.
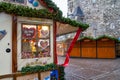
[53,21,57,64]
[12,15,17,72]
[0,74,14,79]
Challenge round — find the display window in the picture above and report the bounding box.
[21,24,50,59]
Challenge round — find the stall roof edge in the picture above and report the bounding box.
[0,2,89,30]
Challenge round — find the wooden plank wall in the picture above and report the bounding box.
[69,38,116,59]
[70,42,80,57]
[81,40,96,58]
[97,39,115,58]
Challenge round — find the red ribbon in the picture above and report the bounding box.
[62,28,82,67]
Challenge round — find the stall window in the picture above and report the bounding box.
[21,24,50,59]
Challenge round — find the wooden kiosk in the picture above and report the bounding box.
[70,36,116,59]
[0,0,88,79]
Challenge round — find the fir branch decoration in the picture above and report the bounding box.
[21,63,57,74]
[58,65,66,80]
[95,35,118,41]
[0,2,89,30]
[79,35,119,41]
[117,40,120,42]
[80,36,95,41]
[43,0,60,13]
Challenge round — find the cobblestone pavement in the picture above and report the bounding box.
[58,57,120,80]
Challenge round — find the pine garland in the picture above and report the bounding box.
[79,35,119,41]
[80,36,95,41]
[95,35,118,41]
[21,63,57,74]
[0,2,89,30]
[58,65,66,80]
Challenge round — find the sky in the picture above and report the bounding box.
[52,0,67,17]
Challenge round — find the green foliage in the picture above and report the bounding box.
[21,64,66,79]
[79,35,119,41]
[44,0,60,13]
[0,2,89,30]
[95,35,118,41]
[80,36,95,41]
[59,17,89,29]
[21,63,57,74]
[117,38,120,42]
[58,65,66,80]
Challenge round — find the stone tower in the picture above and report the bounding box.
[67,0,120,38]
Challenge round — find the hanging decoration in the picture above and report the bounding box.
[28,0,34,3]
[22,27,36,38]
[39,0,47,6]
[0,30,7,40]
[33,1,39,7]
[38,25,49,38]
[61,28,82,67]
[28,0,39,7]
[38,39,49,49]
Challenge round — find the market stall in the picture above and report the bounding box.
[0,0,88,79]
[69,36,117,59]
[57,41,65,56]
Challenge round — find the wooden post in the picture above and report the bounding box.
[53,21,57,64]
[38,72,41,80]
[12,15,17,72]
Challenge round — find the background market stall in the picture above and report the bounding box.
[70,36,118,59]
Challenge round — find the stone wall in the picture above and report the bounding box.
[67,0,120,38]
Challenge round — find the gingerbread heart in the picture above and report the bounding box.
[23,27,35,38]
[41,29,49,37]
[40,40,49,49]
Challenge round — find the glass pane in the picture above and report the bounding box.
[38,25,50,38]
[22,39,31,52]
[22,39,37,59]
[22,24,37,39]
[38,39,50,57]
